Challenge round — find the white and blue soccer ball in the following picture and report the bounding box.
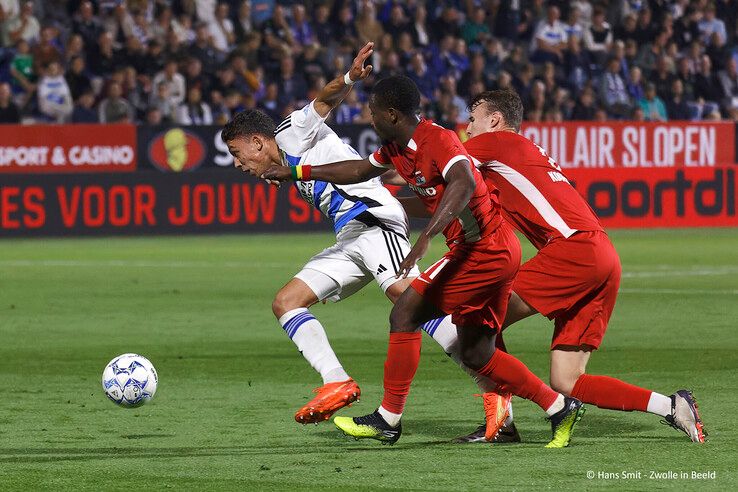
[102,353,158,407]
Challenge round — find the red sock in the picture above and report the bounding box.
[478,349,559,411]
[571,374,651,412]
[381,332,422,414]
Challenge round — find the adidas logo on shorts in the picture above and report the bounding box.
[376,264,387,275]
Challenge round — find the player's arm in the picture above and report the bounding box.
[313,42,374,118]
[380,169,407,186]
[261,157,387,184]
[397,196,431,218]
[397,161,475,278]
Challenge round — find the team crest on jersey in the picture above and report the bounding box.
[412,170,426,185]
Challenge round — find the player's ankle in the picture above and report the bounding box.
[378,405,402,427]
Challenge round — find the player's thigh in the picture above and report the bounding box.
[502,291,539,329]
[272,277,321,318]
[384,277,414,304]
[293,244,372,302]
[549,349,592,395]
[389,285,445,332]
[352,227,420,295]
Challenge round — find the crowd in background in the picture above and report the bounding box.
[1,0,738,126]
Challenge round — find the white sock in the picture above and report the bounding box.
[545,394,566,416]
[378,405,402,427]
[278,308,349,384]
[421,316,497,393]
[646,392,672,417]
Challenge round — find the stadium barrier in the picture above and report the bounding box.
[0,122,736,236]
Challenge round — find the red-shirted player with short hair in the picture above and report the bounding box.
[439,89,704,443]
[263,76,585,447]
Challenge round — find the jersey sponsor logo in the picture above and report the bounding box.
[148,128,206,172]
[296,181,315,206]
[547,171,570,183]
[408,183,437,197]
[412,170,426,185]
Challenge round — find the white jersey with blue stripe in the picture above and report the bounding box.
[274,101,409,238]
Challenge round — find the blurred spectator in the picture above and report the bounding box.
[71,1,102,48]
[290,4,313,47]
[564,7,584,42]
[626,66,645,101]
[461,7,490,48]
[410,5,429,47]
[718,57,738,112]
[666,79,694,120]
[356,1,383,45]
[37,60,72,122]
[600,57,632,118]
[406,52,435,102]
[570,86,598,120]
[639,82,668,121]
[5,1,39,45]
[334,89,362,124]
[65,55,91,101]
[71,89,97,123]
[583,8,612,66]
[149,81,176,122]
[531,5,567,65]
[233,1,252,44]
[695,55,724,109]
[0,82,20,123]
[209,2,234,54]
[275,56,307,108]
[152,59,186,107]
[176,86,213,125]
[698,4,727,46]
[98,80,134,123]
[9,38,34,97]
[311,4,332,47]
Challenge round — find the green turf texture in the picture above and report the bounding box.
[0,229,736,490]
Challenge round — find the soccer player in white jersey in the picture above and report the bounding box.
[221,43,496,425]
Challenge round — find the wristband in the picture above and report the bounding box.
[344,72,355,85]
[291,165,312,181]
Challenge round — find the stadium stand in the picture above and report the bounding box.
[1,0,737,126]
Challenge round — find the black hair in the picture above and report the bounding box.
[371,75,420,117]
[221,109,276,143]
[467,90,524,132]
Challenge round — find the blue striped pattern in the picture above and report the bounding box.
[283,311,316,339]
[333,201,368,233]
[328,191,345,220]
[421,318,444,337]
[312,180,327,206]
[284,153,301,166]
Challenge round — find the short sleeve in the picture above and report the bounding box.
[369,146,393,168]
[275,100,330,155]
[463,134,497,166]
[429,130,471,180]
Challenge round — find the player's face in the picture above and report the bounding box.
[368,98,394,142]
[466,105,503,139]
[227,136,273,176]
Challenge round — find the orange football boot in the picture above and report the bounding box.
[294,379,361,424]
[477,391,513,441]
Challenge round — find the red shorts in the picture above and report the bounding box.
[513,230,621,350]
[411,222,521,331]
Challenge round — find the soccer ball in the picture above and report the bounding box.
[102,353,158,407]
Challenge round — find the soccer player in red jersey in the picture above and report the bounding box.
[440,90,704,443]
[263,76,585,447]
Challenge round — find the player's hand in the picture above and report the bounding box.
[397,233,431,279]
[347,42,374,83]
[261,165,292,183]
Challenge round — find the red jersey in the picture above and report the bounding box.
[370,119,500,246]
[464,131,603,250]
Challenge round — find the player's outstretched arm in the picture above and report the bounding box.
[313,42,374,118]
[261,157,387,185]
[396,161,475,278]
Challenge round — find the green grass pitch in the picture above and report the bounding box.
[0,229,736,490]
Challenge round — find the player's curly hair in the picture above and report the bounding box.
[467,90,524,132]
[371,75,420,117]
[221,109,276,142]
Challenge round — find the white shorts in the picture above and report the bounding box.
[294,226,419,302]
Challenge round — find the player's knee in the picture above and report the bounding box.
[459,345,489,371]
[550,372,579,396]
[271,290,305,318]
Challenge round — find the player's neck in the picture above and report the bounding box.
[394,116,420,148]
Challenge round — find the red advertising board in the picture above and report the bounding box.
[567,167,736,227]
[457,122,735,169]
[0,124,137,174]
